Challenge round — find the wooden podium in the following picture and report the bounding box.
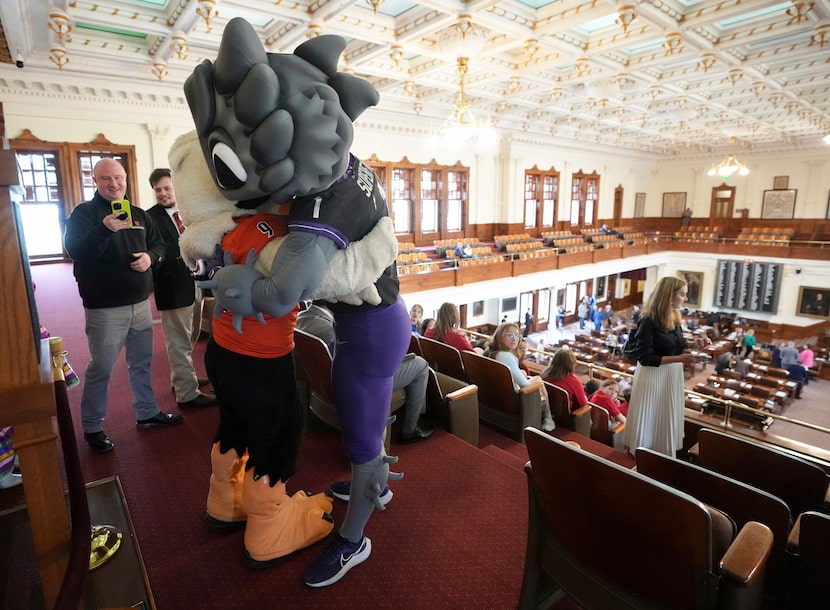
[0,147,71,607]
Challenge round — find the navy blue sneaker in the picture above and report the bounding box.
[329,480,392,506]
[304,534,371,587]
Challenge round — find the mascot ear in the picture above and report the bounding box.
[184,60,217,137]
[294,35,346,77]
[329,73,380,120]
[213,17,269,95]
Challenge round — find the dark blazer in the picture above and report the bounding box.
[147,204,195,310]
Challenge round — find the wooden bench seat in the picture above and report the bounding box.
[520,429,773,610]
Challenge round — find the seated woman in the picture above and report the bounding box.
[484,323,554,432]
[424,302,475,353]
[589,379,628,424]
[542,348,589,412]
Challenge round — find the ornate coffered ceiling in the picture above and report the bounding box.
[1,0,830,158]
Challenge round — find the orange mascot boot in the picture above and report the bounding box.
[242,468,334,568]
[203,443,248,528]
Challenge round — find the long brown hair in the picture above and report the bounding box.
[483,323,520,358]
[641,276,685,332]
[432,302,460,343]
[541,348,576,381]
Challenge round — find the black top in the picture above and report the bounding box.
[146,204,196,310]
[64,191,165,309]
[290,155,399,312]
[628,315,686,367]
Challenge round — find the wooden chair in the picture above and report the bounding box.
[519,428,773,610]
[418,335,468,381]
[460,351,543,442]
[636,447,793,597]
[787,511,830,610]
[408,333,422,356]
[695,429,830,518]
[544,381,590,437]
[425,369,479,447]
[588,402,625,450]
[293,329,405,454]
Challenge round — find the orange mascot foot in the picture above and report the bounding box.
[242,469,334,568]
[203,443,248,529]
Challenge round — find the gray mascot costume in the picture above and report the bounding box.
[177,17,410,587]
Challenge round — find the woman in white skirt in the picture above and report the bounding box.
[623,276,697,457]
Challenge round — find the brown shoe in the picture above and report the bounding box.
[178,392,218,408]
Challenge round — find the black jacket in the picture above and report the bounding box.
[64,191,165,309]
[146,204,196,310]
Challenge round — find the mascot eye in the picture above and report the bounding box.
[211,141,247,190]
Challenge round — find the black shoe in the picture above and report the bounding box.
[399,425,435,444]
[137,412,184,428]
[177,392,218,408]
[84,431,115,453]
[198,377,211,387]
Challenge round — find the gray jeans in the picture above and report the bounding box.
[80,300,160,432]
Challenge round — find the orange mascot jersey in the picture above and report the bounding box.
[212,213,298,358]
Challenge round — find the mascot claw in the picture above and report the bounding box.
[200,249,268,333]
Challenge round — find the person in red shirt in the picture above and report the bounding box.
[542,349,589,412]
[589,379,628,424]
[424,302,475,352]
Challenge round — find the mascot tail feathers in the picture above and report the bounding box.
[203,443,248,529]
[242,469,334,568]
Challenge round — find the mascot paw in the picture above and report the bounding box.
[200,249,267,333]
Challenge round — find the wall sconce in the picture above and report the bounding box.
[170,31,189,60]
[49,45,69,70]
[151,60,168,81]
[196,0,219,33]
[48,10,73,43]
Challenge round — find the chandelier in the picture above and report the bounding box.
[707,153,749,181]
[440,57,491,142]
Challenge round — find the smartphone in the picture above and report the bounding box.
[111,199,133,227]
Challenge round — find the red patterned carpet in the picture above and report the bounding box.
[3,262,561,609]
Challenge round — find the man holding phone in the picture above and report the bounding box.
[64,158,184,453]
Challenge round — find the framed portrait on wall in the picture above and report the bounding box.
[634,192,646,218]
[662,192,686,217]
[678,271,702,308]
[797,286,830,319]
[473,301,483,316]
[761,189,797,219]
[773,175,789,189]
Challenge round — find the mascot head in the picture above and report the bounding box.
[184,17,379,208]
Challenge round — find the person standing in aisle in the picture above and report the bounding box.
[146,168,216,408]
[64,159,183,453]
[622,276,696,457]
